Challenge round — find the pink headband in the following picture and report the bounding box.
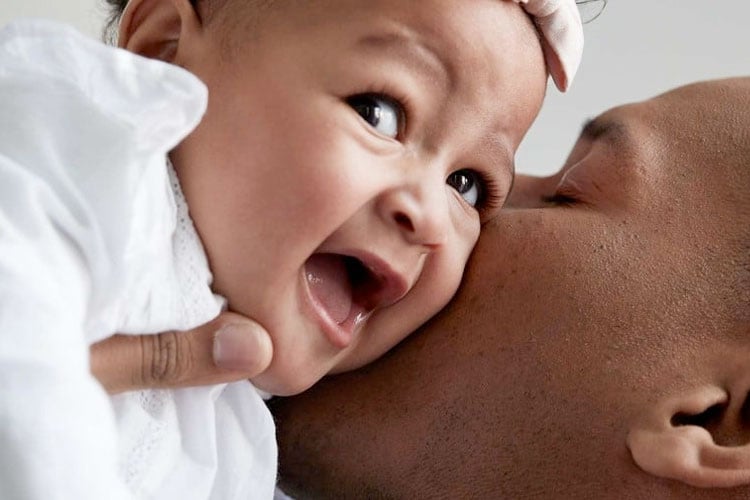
[513,0,584,92]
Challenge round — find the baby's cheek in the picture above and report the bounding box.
[429,245,471,305]
[392,249,468,341]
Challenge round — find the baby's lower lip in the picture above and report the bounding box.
[301,256,370,348]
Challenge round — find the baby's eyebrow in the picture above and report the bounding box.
[355,31,452,90]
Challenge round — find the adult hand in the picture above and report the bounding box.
[90,312,272,394]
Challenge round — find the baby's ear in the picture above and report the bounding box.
[118,0,201,62]
[627,382,750,488]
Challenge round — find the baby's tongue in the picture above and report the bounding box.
[305,254,353,325]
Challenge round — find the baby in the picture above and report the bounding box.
[0,0,582,498]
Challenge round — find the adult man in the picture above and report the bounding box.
[94,77,750,497]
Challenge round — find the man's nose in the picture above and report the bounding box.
[376,182,449,249]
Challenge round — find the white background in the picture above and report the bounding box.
[1,0,748,176]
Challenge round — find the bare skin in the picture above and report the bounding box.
[92,77,750,497]
[118,0,543,396]
[91,312,271,393]
[268,77,750,498]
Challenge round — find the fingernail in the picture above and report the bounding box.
[213,323,260,372]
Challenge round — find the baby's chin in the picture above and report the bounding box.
[250,360,331,397]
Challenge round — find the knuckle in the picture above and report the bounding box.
[138,332,193,387]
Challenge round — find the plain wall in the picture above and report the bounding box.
[1,0,748,175]
[521,0,750,175]
[1,0,104,39]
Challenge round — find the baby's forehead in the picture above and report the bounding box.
[310,2,537,91]
[222,1,542,99]
[213,0,545,167]
[208,0,582,94]
[226,0,536,45]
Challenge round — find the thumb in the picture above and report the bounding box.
[213,314,273,374]
[91,312,273,394]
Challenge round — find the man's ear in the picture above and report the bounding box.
[627,382,750,488]
[118,0,201,62]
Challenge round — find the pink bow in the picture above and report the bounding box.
[513,0,584,92]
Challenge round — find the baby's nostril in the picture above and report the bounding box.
[394,211,414,232]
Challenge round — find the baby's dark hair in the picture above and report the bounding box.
[102,0,127,42]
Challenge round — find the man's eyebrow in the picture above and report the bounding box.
[355,32,452,89]
[580,117,628,145]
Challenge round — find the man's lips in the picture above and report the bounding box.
[303,252,409,348]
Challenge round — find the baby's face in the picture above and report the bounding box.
[167,0,546,394]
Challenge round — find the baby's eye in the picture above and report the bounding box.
[447,169,483,207]
[346,93,403,139]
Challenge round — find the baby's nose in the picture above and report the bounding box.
[376,184,449,249]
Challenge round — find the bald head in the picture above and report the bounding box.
[271,77,750,498]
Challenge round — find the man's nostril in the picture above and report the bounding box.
[394,212,414,232]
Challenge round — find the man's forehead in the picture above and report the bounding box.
[647,78,750,126]
[647,79,750,173]
[585,90,728,164]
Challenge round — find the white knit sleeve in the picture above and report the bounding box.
[0,20,207,500]
[0,155,132,500]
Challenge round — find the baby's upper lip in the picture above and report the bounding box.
[346,249,411,311]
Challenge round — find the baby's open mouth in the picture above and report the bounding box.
[303,252,409,346]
